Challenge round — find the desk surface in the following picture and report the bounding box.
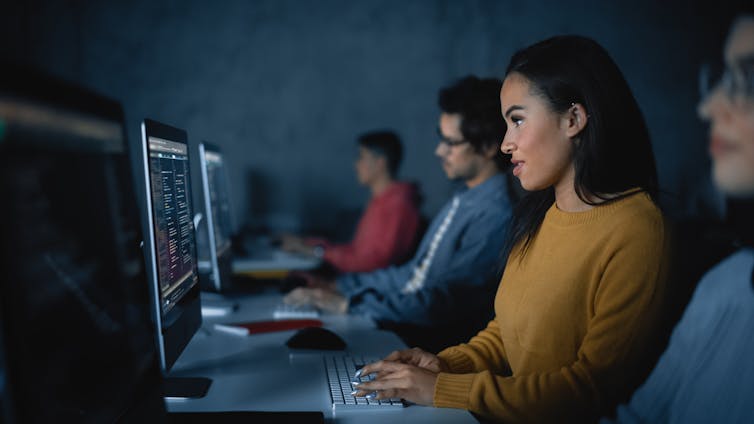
[231,237,321,275]
[166,289,477,423]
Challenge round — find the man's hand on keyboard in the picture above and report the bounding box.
[288,271,337,291]
[278,233,308,254]
[352,359,438,406]
[283,287,348,314]
[383,348,450,373]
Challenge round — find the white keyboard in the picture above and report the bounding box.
[273,303,320,319]
[324,355,404,410]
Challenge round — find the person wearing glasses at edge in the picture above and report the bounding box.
[285,75,517,351]
[604,14,754,424]
[352,35,672,423]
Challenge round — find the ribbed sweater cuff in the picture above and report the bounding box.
[433,372,476,409]
[437,348,476,373]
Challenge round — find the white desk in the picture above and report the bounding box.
[167,290,477,423]
[231,237,321,275]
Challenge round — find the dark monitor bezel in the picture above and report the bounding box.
[198,141,234,292]
[0,63,167,421]
[140,118,202,373]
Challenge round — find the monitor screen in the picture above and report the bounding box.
[0,67,166,422]
[204,148,233,257]
[148,136,199,313]
[140,119,202,372]
[198,142,235,291]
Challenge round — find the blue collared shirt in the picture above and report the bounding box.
[337,173,513,327]
[605,248,754,424]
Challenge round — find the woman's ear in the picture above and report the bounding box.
[564,102,588,138]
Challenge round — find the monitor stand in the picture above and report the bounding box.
[163,377,212,399]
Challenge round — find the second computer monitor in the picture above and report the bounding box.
[198,142,234,292]
[140,119,202,374]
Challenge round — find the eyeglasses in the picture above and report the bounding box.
[699,58,754,105]
[437,128,469,147]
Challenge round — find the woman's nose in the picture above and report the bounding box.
[500,137,515,154]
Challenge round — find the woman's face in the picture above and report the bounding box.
[698,18,754,198]
[499,73,576,192]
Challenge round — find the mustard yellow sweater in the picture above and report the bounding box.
[434,192,669,423]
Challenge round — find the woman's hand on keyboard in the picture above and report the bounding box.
[352,360,438,406]
[383,348,449,373]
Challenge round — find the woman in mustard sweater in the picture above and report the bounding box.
[353,35,670,422]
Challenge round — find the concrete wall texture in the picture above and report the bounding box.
[1,0,736,238]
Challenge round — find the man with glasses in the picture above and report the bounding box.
[605,14,754,424]
[285,75,515,351]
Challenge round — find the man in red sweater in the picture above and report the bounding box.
[279,130,422,273]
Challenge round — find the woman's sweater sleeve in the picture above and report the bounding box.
[433,222,667,422]
[436,319,510,375]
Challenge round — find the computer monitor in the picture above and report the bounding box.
[0,66,167,422]
[139,119,210,397]
[198,142,235,292]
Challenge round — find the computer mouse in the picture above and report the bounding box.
[285,326,346,350]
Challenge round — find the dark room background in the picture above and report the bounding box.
[1,0,736,239]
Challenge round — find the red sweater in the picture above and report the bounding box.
[309,182,421,273]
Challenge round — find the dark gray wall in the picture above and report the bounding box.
[1,0,734,237]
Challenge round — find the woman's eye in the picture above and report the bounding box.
[510,116,523,127]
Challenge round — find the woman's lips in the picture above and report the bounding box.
[512,160,524,177]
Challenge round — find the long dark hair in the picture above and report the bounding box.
[502,35,659,259]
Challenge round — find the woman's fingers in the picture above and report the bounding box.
[354,388,404,401]
[385,347,424,363]
[381,348,446,373]
[382,350,404,362]
[352,373,407,393]
[352,364,438,406]
[357,359,407,377]
[351,387,402,400]
[384,348,417,362]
